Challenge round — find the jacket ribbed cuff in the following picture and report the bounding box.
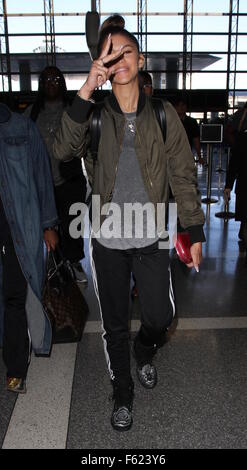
[67,94,93,123]
[186,225,205,244]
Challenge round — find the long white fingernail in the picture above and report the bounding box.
[195,266,199,273]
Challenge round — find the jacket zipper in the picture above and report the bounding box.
[108,120,126,202]
[135,123,160,229]
[135,124,156,197]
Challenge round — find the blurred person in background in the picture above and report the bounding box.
[224,102,247,246]
[174,96,203,165]
[138,70,153,97]
[0,102,58,393]
[25,66,88,284]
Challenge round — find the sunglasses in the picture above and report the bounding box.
[42,76,62,85]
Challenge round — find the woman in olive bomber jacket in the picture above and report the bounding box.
[53,15,205,432]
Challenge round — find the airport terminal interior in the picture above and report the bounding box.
[0,1,247,449]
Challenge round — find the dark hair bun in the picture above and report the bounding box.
[97,14,139,57]
[100,14,125,34]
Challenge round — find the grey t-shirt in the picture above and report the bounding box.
[95,112,158,250]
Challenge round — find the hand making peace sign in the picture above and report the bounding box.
[78,34,124,101]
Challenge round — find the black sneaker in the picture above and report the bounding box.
[111,383,134,432]
[136,363,157,389]
[133,337,158,389]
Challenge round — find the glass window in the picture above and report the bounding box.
[9,34,88,55]
[11,75,20,91]
[0,76,9,92]
[193,0,229,13]
[7,17,45,34]
[53,35,88,53]
[31,75,39,91]
[147,1,184,12]
[148,35,183,52]
[0,74,22,93]
[191,72,227,89]
[192,35,228,52]
[238,16,247,33]
[236,54,247,71]
[53,0,91,13]
[54,16,85,33]
[235,73,247,89]
[9,36,47,53]
[122,16,137,32]
[236,35,247,52]
[147,16,183,33]
[239,0,247,13]
[100,0,135,11]
[6,0,44,13]
[64,73,87,91]
[193,16,229,33]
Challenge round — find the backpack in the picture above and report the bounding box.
[90,97,167,160]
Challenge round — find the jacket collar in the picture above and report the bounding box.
[108,91,146,116]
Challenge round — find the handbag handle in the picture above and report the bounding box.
[45,248,63,281]
[45,246,76,282]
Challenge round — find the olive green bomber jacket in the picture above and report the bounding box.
[53,92,205,243]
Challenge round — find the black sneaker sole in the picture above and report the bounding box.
[136,368,157,389]
[6,382,27,394]
[111,417,133,432]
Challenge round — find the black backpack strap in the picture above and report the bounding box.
[151,97,167,145]
[90,102,103,161]
[89,99,166,160]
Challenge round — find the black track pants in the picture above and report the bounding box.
[91,238,175,386]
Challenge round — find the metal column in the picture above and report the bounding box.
[201,145,218,204]
[91,1,101,14]
[43,0,56,66]
[182,0,193,90]
[0,0,11,92]
[226,0,240,113]
[137,0,147,68]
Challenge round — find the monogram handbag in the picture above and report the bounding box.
[43,248,88,343]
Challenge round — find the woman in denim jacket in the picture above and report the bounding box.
[0,103,58,393]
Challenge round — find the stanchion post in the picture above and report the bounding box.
[215,145,235,220]
[202,144,218,204]
[216,144,225,173]
[227,146,231,168]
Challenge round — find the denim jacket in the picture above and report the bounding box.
[0,103,58,354]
